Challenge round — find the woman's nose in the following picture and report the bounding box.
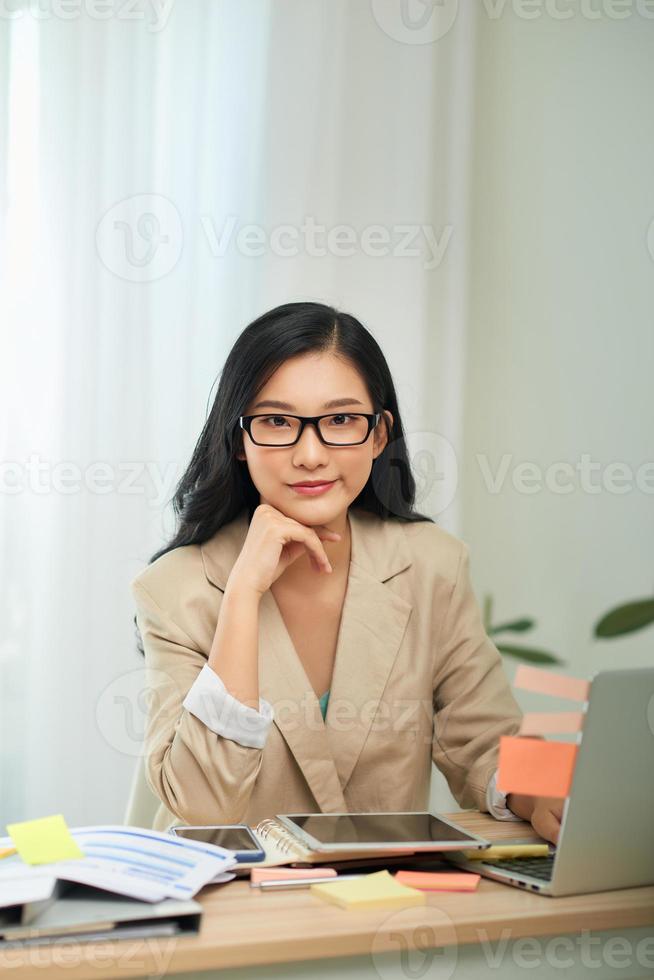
[292,423,329,458]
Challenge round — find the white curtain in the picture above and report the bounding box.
[0,0,475,825]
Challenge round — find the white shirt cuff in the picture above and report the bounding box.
[486,768,523,821]
[183,663,274,749]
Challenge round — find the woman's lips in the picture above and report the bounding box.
[289,480,336,496]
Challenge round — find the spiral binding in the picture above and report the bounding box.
[254,817,307,856]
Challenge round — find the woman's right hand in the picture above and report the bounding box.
[226,504,342,597]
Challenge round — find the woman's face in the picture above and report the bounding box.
[237,351,393,525]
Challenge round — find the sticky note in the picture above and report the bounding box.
[497,736,578,798]
[250,866,337,884]
[310,869,426,910]
[394,870,480,892]
[6,815,84,865]
[519,711,584,735]
[462,844,550,860]
[513,665,590,702]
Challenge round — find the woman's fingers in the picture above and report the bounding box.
[306,525,340,573]
[531,798,563,845]
[237,505,343,594]
[278,522,339,574]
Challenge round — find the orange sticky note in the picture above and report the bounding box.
[395,871,480,892]
[497,736,578,798]
[519,711,584,735]
[513,665,590,702]
[250,866,337,884]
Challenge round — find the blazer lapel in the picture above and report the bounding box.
[200,507,414,812]
[325,556,413,791]
[257,590,349,812]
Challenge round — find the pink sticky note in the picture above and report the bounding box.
[497,735,578,798]
[250,866,337,884]
[395,871,480,892]
[513,665,590,702]
[519,711,584,735]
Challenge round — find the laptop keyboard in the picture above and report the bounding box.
[482,855,555,881]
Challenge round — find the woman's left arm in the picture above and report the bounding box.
[431,541,563,844]
[431,541,523,809]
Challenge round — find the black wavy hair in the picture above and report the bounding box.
[134,301,434,655]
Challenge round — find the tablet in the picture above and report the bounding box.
[275,811,490,853]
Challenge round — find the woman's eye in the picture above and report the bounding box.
[264,416,289,426]
[330,414,353,424]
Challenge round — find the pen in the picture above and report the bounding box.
[257,874,368,891]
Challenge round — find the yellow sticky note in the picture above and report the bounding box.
[7,814,84,865]
[462,844,550,860]
[310,870,426,910]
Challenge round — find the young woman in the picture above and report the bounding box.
[132,301,563,843]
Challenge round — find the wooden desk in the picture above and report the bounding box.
[3,812,653,979]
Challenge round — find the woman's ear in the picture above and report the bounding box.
[373,410,393,458]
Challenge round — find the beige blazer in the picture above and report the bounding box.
[131,508,523,833]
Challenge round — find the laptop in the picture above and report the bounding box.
[447,667,654,897]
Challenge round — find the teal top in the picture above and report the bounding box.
[318,689,330,720]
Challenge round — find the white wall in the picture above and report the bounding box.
[461,5,654,721]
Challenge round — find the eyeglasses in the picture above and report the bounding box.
[239,412,382,447]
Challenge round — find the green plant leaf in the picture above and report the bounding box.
[594,598,654,638]
[483,595,493,632]
[496,643,564,665]
[488,618,535,636]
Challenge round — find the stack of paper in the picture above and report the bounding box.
[0,816,240,946]
[0,819,238,906]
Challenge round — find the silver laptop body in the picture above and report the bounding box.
[450,667,654,896]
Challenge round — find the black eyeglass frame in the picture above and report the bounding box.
[238,412,383,447]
